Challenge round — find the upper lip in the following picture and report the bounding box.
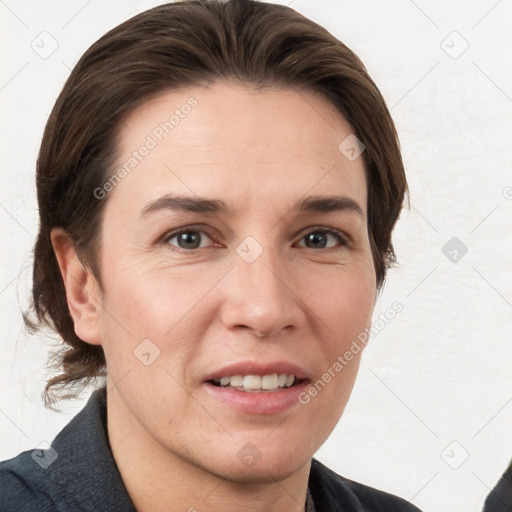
[204,361,309,382]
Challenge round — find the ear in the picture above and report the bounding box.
[51,228,103,346]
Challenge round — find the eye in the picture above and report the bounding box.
[297,229,346,249]
[165,230,214,250]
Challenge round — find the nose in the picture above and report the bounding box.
[218,246,306,339]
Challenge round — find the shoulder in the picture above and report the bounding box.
[0,450,56,511]
[309,459,422,512]
[483,460,512,511]
[0,388,134,512]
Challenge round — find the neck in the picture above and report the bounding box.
[106,387,311,512]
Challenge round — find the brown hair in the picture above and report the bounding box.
[29,0,407,404]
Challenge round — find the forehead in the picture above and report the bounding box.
[110,80,367,215]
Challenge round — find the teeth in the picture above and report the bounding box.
[230,375,243,387]
[243,375,261,389]
[261,374,278,389]
[213,373,298,391]
[219,376,230,386]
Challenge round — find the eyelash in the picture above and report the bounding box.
[295,228,348,250]
[162,226,349,253]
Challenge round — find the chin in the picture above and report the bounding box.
[220,455,311,485]
[200,436,313,484]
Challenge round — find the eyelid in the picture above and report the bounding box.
[161,225,219,250]
[295,226,351,247]
[159,224,352,253]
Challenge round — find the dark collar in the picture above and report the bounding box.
[42,387,135,510]
[38,387,418,511]
[484,461,512,511]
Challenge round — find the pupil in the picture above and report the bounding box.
[306,232,327,248]
[178,232,200,249]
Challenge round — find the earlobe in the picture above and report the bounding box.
[50,228,103,346]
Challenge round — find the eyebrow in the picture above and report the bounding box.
[141,195,228,216]
[140,193,364,219]
[295,195,364,219]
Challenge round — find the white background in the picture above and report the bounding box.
[1,1,511,511]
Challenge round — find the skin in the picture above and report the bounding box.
[52,80,377,512]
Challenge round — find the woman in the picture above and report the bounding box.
[0,1,420,510]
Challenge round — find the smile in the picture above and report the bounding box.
[210,373,298,392]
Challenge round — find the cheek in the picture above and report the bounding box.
[97,259,224,356]
[300,261,376,345]
[301,267,374,432]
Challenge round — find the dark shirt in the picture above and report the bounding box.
[0,388,421,511]
[484,461,512,511]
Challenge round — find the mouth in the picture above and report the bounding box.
[208,373,303,393]
[202,361,310,414]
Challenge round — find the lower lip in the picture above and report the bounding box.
[202,381,310,415]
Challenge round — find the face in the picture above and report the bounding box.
[89,81,376,482]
